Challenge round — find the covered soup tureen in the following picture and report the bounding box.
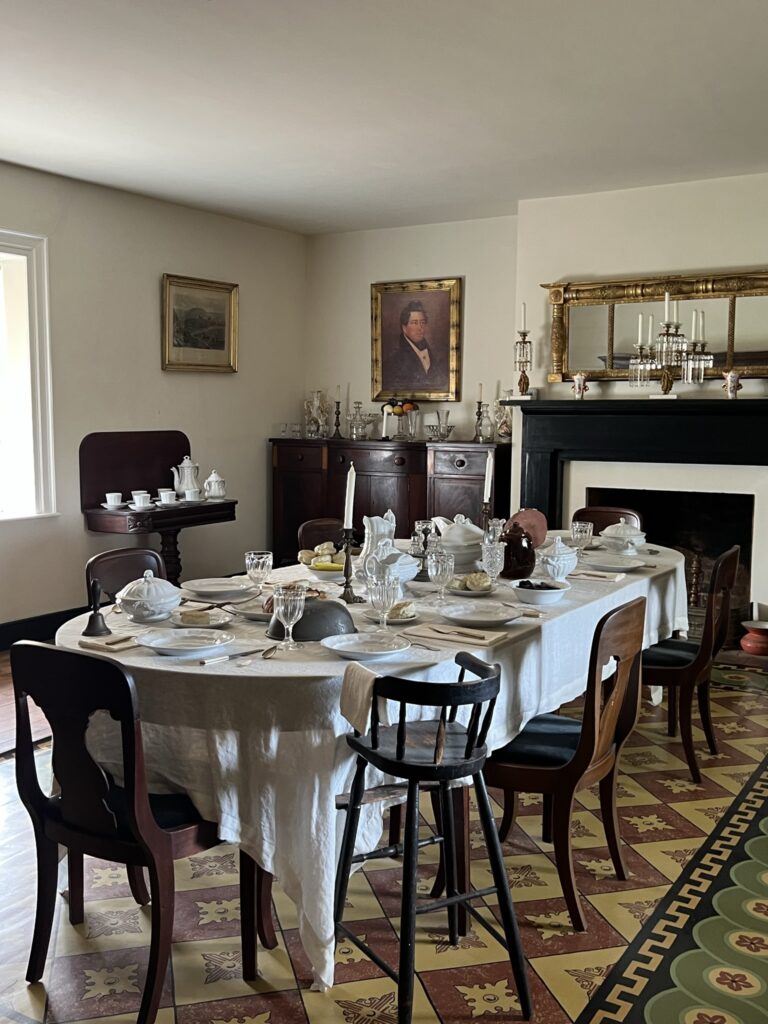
[538,536,578,581]
[116,570,182,622]
[600,517,646,553]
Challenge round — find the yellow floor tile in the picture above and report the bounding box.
[631,836,705,881]
[302,974,439,1024]
[174,845,240,892]
[471,851,567,904]
[635,720,706,744]
[0,961,48,1023]
[75,1012,175,1024]
[721,738,767,761]
[619,745,690,774]
[389,905,510,972]
[704,764,759,794]
[55,897,152,957]
[530,945,626,1018]
[670,797,733,833]
[170,933,295,1004]
[586,884,668,940]
[577,774,656,810]
[517,809,607,851]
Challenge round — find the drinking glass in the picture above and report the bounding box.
[272,583,307,650]
[245,550,273,594]
[570,520,594,562]
[406,410,419,440]
[481,541,505,587]
[367,574,400,632]
[427,550,455,603]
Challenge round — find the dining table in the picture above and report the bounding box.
[55,538,688,989]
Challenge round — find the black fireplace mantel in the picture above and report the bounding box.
[502,399,768,526]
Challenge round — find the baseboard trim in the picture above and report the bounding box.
[0,606,89,650]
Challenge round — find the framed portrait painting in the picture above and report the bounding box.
[162,274,239,372]
[371,277,462,401]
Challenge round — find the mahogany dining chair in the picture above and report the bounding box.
[297,517,345,552]
[483,596,647,931]
[85,547,166,602]
[571,506,643,532]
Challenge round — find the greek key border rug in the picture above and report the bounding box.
[575,751,768,1024]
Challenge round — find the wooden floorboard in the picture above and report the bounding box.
[0,650,51,755]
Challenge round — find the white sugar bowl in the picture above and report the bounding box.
[116,569,182,623]
[538,536,578,581]
[600,517,646,553]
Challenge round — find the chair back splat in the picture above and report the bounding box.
[572,506,643,531]
[297,517,345,552]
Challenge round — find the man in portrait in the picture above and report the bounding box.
[381,299,450,394]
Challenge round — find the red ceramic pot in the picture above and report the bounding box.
[740,621,768,657]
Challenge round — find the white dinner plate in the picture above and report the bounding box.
[101,501,128,510]
[136,628,235,657]
[320,634,411,661]
[169,608,234,629]
[224,599,271,621]
[447,585,496,598]
[182,578,259,599]
[440,602,520,628]
[363,611,420,626]
[582,554,646,572]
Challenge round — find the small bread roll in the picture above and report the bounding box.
[298,549,316,565]
[314,541,337,555]
[389,600,416,620]
[449,575,467,590]
[465,572,492,592]
[179,610,212,625]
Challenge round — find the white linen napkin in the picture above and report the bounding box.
[340,662,389,735]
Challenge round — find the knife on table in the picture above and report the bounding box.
[199,648,266,665]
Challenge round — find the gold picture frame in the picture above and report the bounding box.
[162,273,238,372]
[371,277,462,401]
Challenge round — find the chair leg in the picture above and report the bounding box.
[429,789,445,898]
[26,831,59,983]
[438,782,459,947]
[256,866,277,949]
[473,773,531,1020]
[667,687,678,737]
[542,793,553,844]
[67,850,84,925]
[398,780,421,1024]
[127,864,151,906]
[334,756,367,929]
[551,791,586,931]
[388,803,403,850]
[137,857,175,1024]
[599,767,627,881]
[697,680,719,755]
[498,788,517,843]
[678,687,702,784]
[239,851,258,980]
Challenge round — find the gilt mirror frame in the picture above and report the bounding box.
[543,267,768,382]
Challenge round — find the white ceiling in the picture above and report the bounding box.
[3,0,768,234]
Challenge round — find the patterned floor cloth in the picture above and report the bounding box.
[712,662,768,695]
[2,683,768,1023]
[575,751,768,1024]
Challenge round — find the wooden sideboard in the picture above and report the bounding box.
[270,438,511,564]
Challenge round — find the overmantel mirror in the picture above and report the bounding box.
[543,268,768,382]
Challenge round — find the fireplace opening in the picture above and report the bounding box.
[585,487,754,645]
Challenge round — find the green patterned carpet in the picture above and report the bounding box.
[576,753,768,1024]
[712,662,768,694]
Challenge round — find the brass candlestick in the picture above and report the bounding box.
[515,329,532,396]
[340,528,364,604]
[332,401,343,438]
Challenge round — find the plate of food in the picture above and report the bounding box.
[136,628,235,658]
[440,602,521,628]
[363,600,419,626]
[169,608,234,629]
[320,634,411,661]
[447,572,495,597]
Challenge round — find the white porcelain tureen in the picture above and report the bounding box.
[538,536,578,581]
[116,570,182,623]
[600,517,646,553]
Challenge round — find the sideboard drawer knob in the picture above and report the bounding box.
[454,458,466,469]
[337,454,345,463]
[297,453,304,462]
[394,456,405,466]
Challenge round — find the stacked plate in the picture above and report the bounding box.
[136,628,235,658]
[181,577,260,602]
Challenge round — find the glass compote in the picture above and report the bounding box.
[480,541,505,588]
[245,550,273,595]
[570,520,594,563]
[484,518,506,543]
[427,550,455,604]
[272,583,307,650]
[367,574,401,634]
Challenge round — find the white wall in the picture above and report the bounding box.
[304,216,517,437]
[0,162,307,622]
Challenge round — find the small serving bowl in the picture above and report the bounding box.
[308,565,346,583]
[509,579,571,605]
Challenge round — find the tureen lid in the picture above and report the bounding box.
[600,517,644,539]
[542,536,576,556]
[117,569,180,603]
[439,521,484,548]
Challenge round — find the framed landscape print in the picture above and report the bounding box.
[371,277,462,401]
[162,274,239,372]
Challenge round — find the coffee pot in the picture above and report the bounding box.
[171,455,199,496]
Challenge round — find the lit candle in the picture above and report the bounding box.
[647,314,654,345]
[691,309,698,341]
[381,409,388,438]
[664,292,670,322]
[336,384,341,402]
[637,312,643,347]
[700,309,706,342]
[521,302,527,331]
[483,450,494,503]
[343,462,356,529]
[478,382,483,402]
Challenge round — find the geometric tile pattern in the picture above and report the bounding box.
[1,683,766,1023]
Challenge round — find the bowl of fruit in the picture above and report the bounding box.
[381,399,419,438]
[509,579,571,605]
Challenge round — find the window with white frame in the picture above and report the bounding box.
[0,229,55,519]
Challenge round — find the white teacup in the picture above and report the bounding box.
[159,491,177,505]
[105,491,122,506]
[132,493,152,508]
[131,489,149,499]
[184,488,200,501]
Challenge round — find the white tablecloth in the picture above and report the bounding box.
[55,543,687,988]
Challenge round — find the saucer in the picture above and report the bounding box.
[101,502,128,510]
[127,502,155,511]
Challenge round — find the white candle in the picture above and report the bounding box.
[483,450,494,503]
[647,314,654,345]
[637,312,643,347]
[664,292,670,322]
[691,309,698,341]
[521,302,527,331]
[672,300,678,323]
[700,309,706,342]
[478,382,483,402]
[343,462,356,529]
[335,384,341,402]
[381,410,388,438]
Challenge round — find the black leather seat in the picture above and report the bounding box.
[641,637,699,668]
[490,713,582,766]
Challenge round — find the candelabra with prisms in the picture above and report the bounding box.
[629,322,713,394]
[514,330,532,395]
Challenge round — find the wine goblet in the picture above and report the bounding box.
[245,550,273,595]
[273,583,306,650]
[481,541,505,588]
[367,574,400,633]
[427,550,455,604]
[570,521,594,563]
